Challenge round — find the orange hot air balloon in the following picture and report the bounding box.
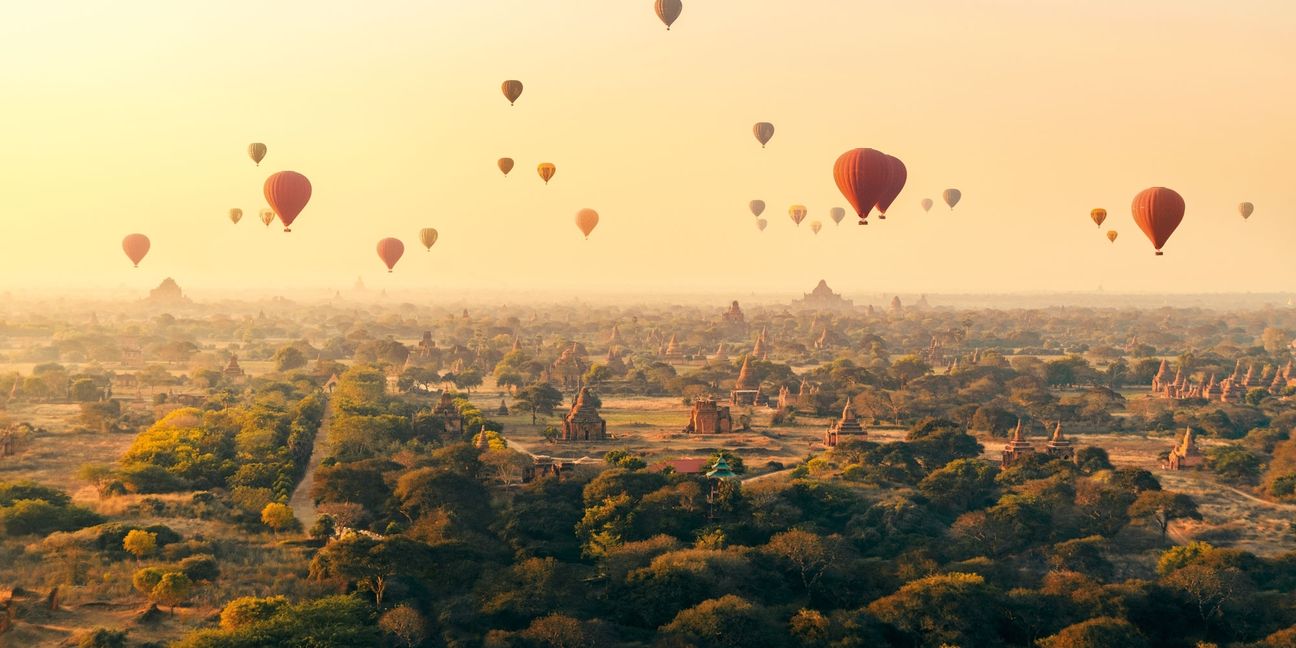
[537,163,556,184]
[753,122,775,148]
[1238,202,1254,220]
[943,188,962,209]
[122,234,150,268]
[833,148,889,225]
[575,208,599,239]
[263,171,312,232]
[377,238,405,272]
[1091,208,1107,227]
[874,155,908,219]
[830,207,846,225]
[789,205,807,226]
[921,198,934,212]
[501,80,523,105]
[259,209,275,227]
[655,0,682,30]
[228,208,243,225]
[810,220,823,235]
[248,143,267,166]
[756,218,767,231]
[498,158,514,176]
[749,200,766,218]
[419,228,438,251]
[1107,230,1118,243]
[1131,187,1185,256]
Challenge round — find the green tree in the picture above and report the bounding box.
[378,604,429,648]
[867,572,1001,648]
[123,529,157,560]
[261,502,297,535]
[918,458,999,514]
[76,628,128,648]
[516,382,565,424]
[1128,490,1202,540]
[151,571,193,614]
[273,345,308,372]
[1038,617,1148,648]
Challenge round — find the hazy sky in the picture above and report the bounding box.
[0,1,1292,298]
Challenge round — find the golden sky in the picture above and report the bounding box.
[0,0,1292,298]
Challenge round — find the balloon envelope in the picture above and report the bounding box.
[377,238,405,272]
[576,208,599,239]
[810,220,822,235]
[756,218,767,231]
[921,198,934,212]
[829,207,846,225]
[833,148,889,224]
[943,189,962,209]
[122,234,150,268]
[789,205,807,226]
[1107,230,1118,243]
[749,200,766,218]
[537,163,556,184]
[263,171,312,232]
[498,158,514,176]
[1239,202,1254,219]
[1131,187,1185,255]
[248,143,266,166]
[753,122,775,147]
[655,0,682,29]
[419,228,438,251]
[874,155,908,218]
[501,80,523,105]
[259,209,275,227]
[228,208,243,225]
[1091,208,1107,227]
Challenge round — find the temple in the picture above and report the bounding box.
[792,280,854,310]
[433,393,465,437]
[729,355,762,405]
[661,333,683,360]
[552,343,588,389]
[751,327,769,360]
[823,399,866,447]
[777,379,818,410]
[1000,420,1035,466]
[224,355,246,378]
[1165,427,1204,470]
[722,300,745,324]
[1044,422,1075,461]
[148,278,191,304]
[560,387,607,441]
[684,397,733,434]
[1151,359,1290,402]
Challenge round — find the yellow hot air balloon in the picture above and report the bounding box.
[753,122,775,148]
[537,163,556,184]
[420,228,439,251]
[228,208,243,225]
[756,218,767,231]
[829,207,846,225]
[810,220,823,235]
[498,158,514,177]
[1239,202,1254,220]
[655,0,682,30]
[1091,208,1107,227]
[259,209,275,227]
[501,80,523,105]
[789,204,807,226]
[248,143,267,166]
[1106,230,1118,243]
[576,209,599,239]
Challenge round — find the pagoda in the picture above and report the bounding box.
[722,300,745,324]
[824,398,866,447]
[1001,420,1036,466]
[224,355,246,378]
[1166,427,1204,470]
[1044,422,1075,461]
[607,324,622,347]
[560,387,607,441]
[433,393,465,436]
[729,355,761,406]
[662,333,682,360]
[684,397,733,435]
[751,327,769,359]
[792,280,854,310]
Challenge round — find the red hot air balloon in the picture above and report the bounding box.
[1131,187,1185,256]
[122,234,150,268]
[833,148,890,225]
[377,238,405,272]
[263,171,312,232]
[874,155,908,219]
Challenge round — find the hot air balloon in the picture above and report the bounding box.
[419,228,438,251]
[810,221,823,235]
[263,171,312,232]
[248,143,267,166]
[789,205,807,226]
[1107,230,1118,243]
[830,207,846,225]
[576,209,599,239]
[874,155,908,219]
[501,80,523,106]
[943,189,962,210]
[1131,187,1185,256]
[228,208,243,225]
[921,198,934,212]
[756,219,767,231]
[498,158,514,177]
[259,209,275,227]
[749,200,766,218]
[122,234,150,268]
[655,0,682,30]
[377,238,405,273]
[833,148,889,225]
[1091,208,1107,227]
[1239,202,1254,220]
[753,122,775,148]
[537,163,556,184]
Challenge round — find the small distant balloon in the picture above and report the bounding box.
[1131,187,1185,256]
[753,122,775,148]
[498,158,514,176]
[829,207,846,225]
[501,80,523,106]
[122,234,150,268]
[1091,208,1107,227]
[655,0,682,30]
[943,189,962,210]
[377,238,405,273]
[537,163,556,184]
[789,205,807,226]
[228,208,243,225]
[248,143,266,166]
[756,218,767,231]
[810,220,823,235]
[263,171,312,232]
[259,209,275,227]
[1239,202,1254,220]
[576,208,600,239]
[921,198,934,212]
[419,228,438,251]
[1107,230,1118,243]
[749,200,766,218]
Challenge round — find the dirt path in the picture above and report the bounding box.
[289,404,333,528]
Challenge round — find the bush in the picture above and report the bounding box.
[1,499,102,536]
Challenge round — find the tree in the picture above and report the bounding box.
[1128,490,1202,540]
[516,381,565,424]
[219,595,289,630]
[122,529,157,561]
[311,536,431,607]
[764,530,841,595]
[273,346,308,372]
[309,514,336,541]
[76,628,128,648]
[1262,327,1290,354]
[69,378,102,402]
[918,458,999,514]
[890,355,931,387]
[1038,617,1148,648]
[379,605,429,648]
[151,571,193,614]
[661,595,783,648]
[261,502,297,535]
[1207,445,1263,486]
[132,567,165,596]
[867,572,1001,648]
